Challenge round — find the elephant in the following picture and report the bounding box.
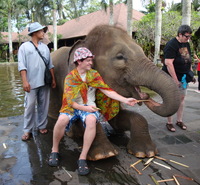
[49,25,181,160]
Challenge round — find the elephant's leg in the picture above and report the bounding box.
[66,120,118,161]
[109,110,158,158]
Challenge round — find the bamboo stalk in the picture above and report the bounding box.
[62,167,72,178]
[168,153,184,157]
[153,161,171,170]
[3,143,7,149]
[137,99,151,102]
[144,158,154,165]
[142,163,151,171]
[170,160,189,168]
[130,159,142,167]
[157,179,174,183]
[95,167,105,172]
[173,175,180,185]
[149,174,160,185]
[131,165,142,175]
[174,174,193,181]
[154,156,167,161]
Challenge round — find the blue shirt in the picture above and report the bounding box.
[18,41,54,89]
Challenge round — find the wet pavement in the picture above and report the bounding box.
[0,83,200,185]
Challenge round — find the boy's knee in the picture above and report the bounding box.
[57,114,70,126]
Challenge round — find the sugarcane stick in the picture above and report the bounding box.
[173,175,180,185]
[157,179,174,182]
[170,160,189,168]
[130,159,142,167]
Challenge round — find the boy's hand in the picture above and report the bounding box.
[125,98,138,106]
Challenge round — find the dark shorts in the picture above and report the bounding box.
[60,108,100,132]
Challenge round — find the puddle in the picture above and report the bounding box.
[0,64,24,118]
[160,135,192,145]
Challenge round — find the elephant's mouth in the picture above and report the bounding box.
[135,86,161,107]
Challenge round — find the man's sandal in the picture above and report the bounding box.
[166,123,176,132]
[21,133,32,141]
[176,121,187,130]
[48,152,60,167]
[39,129,48,135]
[77,159,90,175]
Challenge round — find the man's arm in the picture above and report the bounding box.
[50,68,56,88]
[20,70,31,92]
[99,89,138,106]
[165,58,180,86]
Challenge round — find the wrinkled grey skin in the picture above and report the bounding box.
[49,25,181,160]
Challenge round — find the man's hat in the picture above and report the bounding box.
[73,47,94,62]
[28,22,48,36]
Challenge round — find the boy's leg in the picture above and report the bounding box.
[79,114,97,160]
[51,114,70,153]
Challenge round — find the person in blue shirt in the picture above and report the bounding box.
[18,22,56,141]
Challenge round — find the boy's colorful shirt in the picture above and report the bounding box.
[60,68,119,120]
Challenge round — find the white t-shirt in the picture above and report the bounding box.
[74,73,96,106]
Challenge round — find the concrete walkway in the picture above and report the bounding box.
[0,82,200,185]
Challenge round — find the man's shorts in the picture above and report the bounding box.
[179,82,187,96]
[60,108,100,132]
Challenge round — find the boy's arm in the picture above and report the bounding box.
[99,89,138,106]
[72,102,99,112]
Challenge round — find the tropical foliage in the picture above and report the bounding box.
[133,10,200,59]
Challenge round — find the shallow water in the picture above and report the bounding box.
[0,63,24,117]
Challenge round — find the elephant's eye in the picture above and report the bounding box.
[116,53,124,60]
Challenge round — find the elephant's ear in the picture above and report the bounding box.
[67,40,86,65]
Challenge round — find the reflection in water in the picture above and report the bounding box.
[0,63,24,117]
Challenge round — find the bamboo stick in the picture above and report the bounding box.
[157,179,174,183]
[174,174,193,181]
[137,99,151,102]
[149,174,160,185]
[3,143,7,149]
[142,163,151,171]
[173,175,180,185]
[130,159,142,167]
[62,167,72,178]
[95,167,105,172]
[153,161,171,170]
[144,158,154,165]
[131,165,142,175]
[169,160,189,168]
[154,156,167,161]
[168,153,184,157]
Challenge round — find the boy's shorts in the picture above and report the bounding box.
[60,108,100,132]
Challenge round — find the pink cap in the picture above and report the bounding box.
[73,47,94,62]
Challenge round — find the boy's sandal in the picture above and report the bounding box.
[166,123,176,132]
[77,159,90,176]
[21,133,32,141]
[48,152,60,167]
[176,121,187,130]
[39,129,48,134]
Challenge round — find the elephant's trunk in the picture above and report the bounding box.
[131,60,181,117]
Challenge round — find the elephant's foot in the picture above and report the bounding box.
[87,123,118,161]
[127,140,158,158]
[87,143,118,161]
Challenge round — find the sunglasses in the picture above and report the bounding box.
[183,34,191,38]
